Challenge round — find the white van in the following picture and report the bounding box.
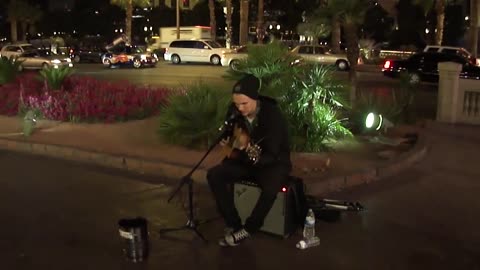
[164,39,233,65]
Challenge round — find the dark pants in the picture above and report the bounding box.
[207,159,290,233]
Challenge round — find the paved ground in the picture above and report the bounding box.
[1,122,479,269]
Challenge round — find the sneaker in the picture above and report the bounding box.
[218,228,250,247]
[224,227,234,235]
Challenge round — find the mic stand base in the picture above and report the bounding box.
[159,132,225,243]
[159,219,208,243]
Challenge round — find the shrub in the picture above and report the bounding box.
[39,66,74,90]
[283,65,352,152]
[157,83,231,149]
[0,56,23,85]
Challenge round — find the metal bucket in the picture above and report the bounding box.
[118,217,149,262]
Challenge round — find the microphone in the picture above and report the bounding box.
[218,109,240,138]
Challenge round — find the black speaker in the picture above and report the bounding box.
[233,177,303,238]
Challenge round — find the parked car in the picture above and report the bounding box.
[70,46,108,63]
[15,49,73,70]
[164,39,233,65]
[382,52,480,84]
[423,45,479,66]
[290,45,351,71]
[220,45,249,70]
[221,45,303,71]
[101,45,157,69]
[0,43,36,58]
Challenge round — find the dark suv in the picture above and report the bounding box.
[382,52,480,84]
[70,46,107,63]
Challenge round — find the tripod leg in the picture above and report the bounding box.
[159,179,209,243]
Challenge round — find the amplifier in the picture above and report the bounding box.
[233,178,303,238]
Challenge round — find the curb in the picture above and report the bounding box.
[0,132,428,195]
[306,133,428,196]
[0,138,208,184]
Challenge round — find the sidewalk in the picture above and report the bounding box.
[0,115,427,196]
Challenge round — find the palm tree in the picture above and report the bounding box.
[297,17,331,44]
[225,0,233,48]
[7,0,29,42]
[327,0,371,107]
[256,0,264,43]
[110,0,150,44]
[19,4,43,41]
[239,0,249,45]
[208,0,217,40]
[414,0,448,45]
[470,0,478,57]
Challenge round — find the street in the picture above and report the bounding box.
[1,121,479,269]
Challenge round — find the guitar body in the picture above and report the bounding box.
[222,121,261,164]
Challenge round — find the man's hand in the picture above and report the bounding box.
[219,137,230,147]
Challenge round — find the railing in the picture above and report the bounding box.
[437,62,480,125]
[458,78,480,124]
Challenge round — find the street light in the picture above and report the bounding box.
[176,0,180,39]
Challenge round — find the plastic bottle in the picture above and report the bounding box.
[303,208,316,239]
[296,236,320,250]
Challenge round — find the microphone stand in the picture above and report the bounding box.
[159,124,232,243]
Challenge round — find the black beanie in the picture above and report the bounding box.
[232,74,260,100]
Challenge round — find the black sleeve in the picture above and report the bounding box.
[254,107,288,167]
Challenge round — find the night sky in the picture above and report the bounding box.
[49,0,75,10]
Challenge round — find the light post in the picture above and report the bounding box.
[176,0,180,39]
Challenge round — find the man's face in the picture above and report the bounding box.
[233,93,257,117]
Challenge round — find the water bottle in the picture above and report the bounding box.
[303,208,315,239]
[296,236,320,250]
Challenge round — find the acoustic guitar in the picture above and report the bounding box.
[222,121,262,164]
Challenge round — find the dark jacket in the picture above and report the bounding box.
[225,96,291,170]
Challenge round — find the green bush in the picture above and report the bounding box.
[224,41,302,98]
[157,83,231,149]
[0,56,23,84]
[39,66,74,90]
[282,65,352,152]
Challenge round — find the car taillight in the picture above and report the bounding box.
[383,60,391,69]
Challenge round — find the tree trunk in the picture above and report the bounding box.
[208,0,216,40]
[256,0,264,44]
[471,0,478,57]
[331,15,341,53]
[125,0,133,44]
[239,0,249,45]
[225,0,233,48]
[21,21,28,41]
[435,0,445,45]
[344,23,359,108]
[10,18,18,43]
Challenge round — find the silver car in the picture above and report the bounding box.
[16,50,73,71]
[220,45,249,70]
[291,45,350,71]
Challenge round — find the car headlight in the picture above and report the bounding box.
[51,59,61,64]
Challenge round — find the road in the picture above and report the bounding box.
[1,121,479,270]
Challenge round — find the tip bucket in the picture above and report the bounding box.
[118,217,149,262]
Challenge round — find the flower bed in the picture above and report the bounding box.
[0,72,171,122]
